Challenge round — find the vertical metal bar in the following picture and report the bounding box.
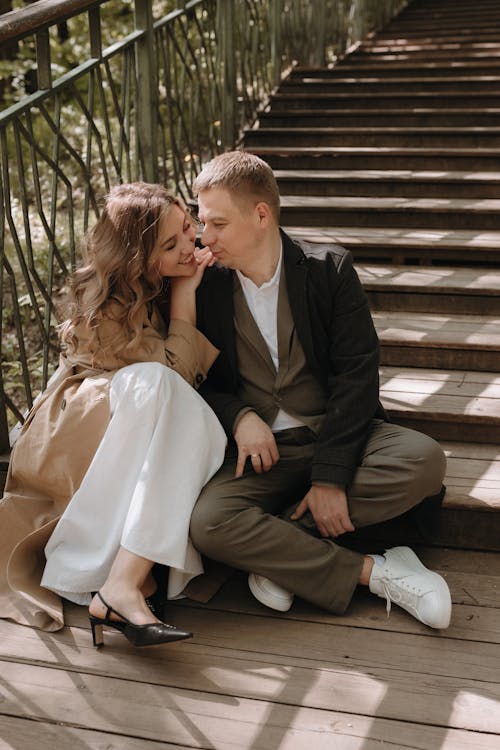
[217,0,236,151]
[134,0,157,182]
[270,0,282,88]
[0,164,10,453]
[35,28,52,90]
[88,5,102,58]
[313,0,327,66]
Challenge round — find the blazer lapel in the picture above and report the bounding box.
[281,230,322,380]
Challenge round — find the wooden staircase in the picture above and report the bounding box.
[243,0,500,551]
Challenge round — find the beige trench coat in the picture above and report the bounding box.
[0,308,219,631]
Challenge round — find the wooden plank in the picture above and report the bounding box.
[381,391,500,421]
[60,606,500,685]
[356,264,500,295]
[374,311,500,348]
[2,647,500,743]
[445,486,500,511]
[443,443,500,460]
[442,441,500,508]
[445,456,500,481]
[274,169,500,183]
[2,660,499,750]
[280,195,500,213]
[380,369,500,412]
[0,715,180,750]
[167,568,500,641]
[1,604,500,737]
[61,566,500,641]
[380,367,500,386]
[287,226,500,249]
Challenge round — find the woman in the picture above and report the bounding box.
[0,182,226,647]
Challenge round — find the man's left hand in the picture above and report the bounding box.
[291,484,355,538]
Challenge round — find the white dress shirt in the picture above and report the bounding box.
[236,248,305,432]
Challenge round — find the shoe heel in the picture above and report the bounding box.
[89,617,104,648]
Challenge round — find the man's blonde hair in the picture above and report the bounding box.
[193,151,280,223]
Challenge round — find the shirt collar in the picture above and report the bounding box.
[236,241,283,293]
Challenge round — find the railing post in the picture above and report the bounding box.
[270,0,283,89]
[35,28,52,90]
[217,0,237,151]
[311,0,327,67]
[134,0,157,182]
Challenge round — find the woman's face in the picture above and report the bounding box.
[148,203,197,278]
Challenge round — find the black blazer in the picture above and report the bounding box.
[195,229,385,488]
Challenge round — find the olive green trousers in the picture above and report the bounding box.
[189,420,446,614]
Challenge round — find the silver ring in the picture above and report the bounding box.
[251,454,259,458]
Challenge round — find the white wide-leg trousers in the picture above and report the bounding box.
[41,362,226,604]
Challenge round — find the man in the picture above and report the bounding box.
[189,151,451,629]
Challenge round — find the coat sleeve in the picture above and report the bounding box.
[161,318,220,387]
[92,314,220,389]
[311,251,380,488]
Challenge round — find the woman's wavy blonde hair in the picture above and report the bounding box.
[60,182,184,355]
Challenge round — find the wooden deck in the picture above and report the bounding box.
[3,0,500,745]
[2,549,500,749]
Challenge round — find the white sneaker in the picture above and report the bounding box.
[369,546,452,629]
[248,573,294,612]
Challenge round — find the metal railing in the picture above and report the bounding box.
[0,0,407,452]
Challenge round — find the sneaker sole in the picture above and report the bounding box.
[248,574,293,612]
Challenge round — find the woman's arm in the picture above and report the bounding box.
[169,247,213,325]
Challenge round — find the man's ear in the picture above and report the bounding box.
[255,201,271,227]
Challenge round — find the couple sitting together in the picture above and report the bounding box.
[0,151,451,648]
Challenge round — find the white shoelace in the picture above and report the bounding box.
[379,577,422,616]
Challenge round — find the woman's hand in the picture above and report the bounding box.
[169,247,215,324]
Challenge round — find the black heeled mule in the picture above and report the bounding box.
[89,591,192,648]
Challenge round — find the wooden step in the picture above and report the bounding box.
[351,442,500,553]
[358,41,500,55]
[374,311,500,371]
[291,62,500,78]
[356,264,500,315]
[286,226,500,264]
[396,1,500,14]
[362,34,500,47]
[385,23,500,36]
[442,441,500,511]
[379,366,500,443]
[273,168,500,199]
[245,127,500,149]
[373,33,500,46]
[386,20,500,33]
[391,7,500,20]
[350,50,500,64]
[250,145,500,172]
[280,76,500,94]
[279,195,500,231]
[262,109,500,129]
[270,91,500,111]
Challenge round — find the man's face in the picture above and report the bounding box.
[197,187,264,271]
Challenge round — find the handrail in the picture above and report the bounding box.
[0,0,103,43]
[0,0,408,453]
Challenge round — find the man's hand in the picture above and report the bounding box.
[233,411,280,478]
[291,484,355,538]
